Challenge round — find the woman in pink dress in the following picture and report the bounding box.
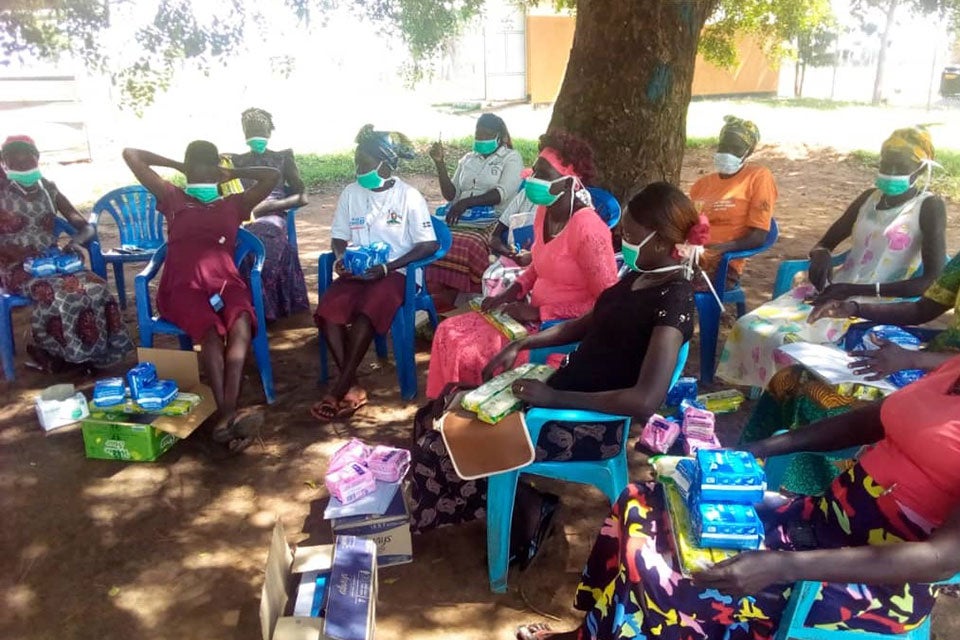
[123,142,280,453]
[426,131,618,398]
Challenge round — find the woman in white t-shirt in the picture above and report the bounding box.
[312,125,439,422]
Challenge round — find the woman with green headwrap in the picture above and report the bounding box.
[690,116,778,288]
[0,135,133,373]
[226,107,310,321]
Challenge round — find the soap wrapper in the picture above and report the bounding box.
[93,377,127,407]
[366,446,411,482]
[469,298,529,340]
[464,363,554,424]
[325,462,377,505]
[462,363,538,412]
[329,438,373,474]
[639,414,680,454]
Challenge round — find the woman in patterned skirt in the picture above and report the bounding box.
[517,355,960,640]
[0,135,132,372]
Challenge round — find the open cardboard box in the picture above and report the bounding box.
[80,348,217,461]
[261,521,377,640]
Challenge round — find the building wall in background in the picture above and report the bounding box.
[526,15,778,104]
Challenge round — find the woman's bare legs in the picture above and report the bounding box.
[313,315,376,421]
[222,313,252,419]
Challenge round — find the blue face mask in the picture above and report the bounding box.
[875,173,913,196]
[473,137,499,155]
[246,137,268,154]
[185,183,221,203]
[357,163,387,190]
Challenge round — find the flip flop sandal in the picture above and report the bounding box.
[335,390,368,419]
[310,396,340,423]
[516,623,554,640]
[212,409,263,444]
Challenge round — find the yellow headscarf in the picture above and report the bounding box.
[719,116,760,153]
[880,127,935,168]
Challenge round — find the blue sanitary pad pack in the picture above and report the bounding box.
[343,242,391,275]
[134,379,179,411]
[694,502,764,550]
[666,377,698,407]
[860,325,927,388]
[695,449,766,504]
[24,249,84,277]
[93,377,127,407]
[54,253,84,274]
[127,362,158,399]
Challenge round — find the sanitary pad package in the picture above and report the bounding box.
[461,363,553,423]
[640,414,681,454]
[93,377,127,407]
[329,439,373,474]
[861,325,926,388]
[681,406,715,440]
[696,389,745,414]
[366,446,411,483]
[134,379,179,411]
[695,449,766,504]
[54,253,84,274]
[468,298,529,340]
[666,377,698,407]
[343,242,391,276]
[694,502,764,550]
[127,362,158,399]
[325,462,377,505]
[683,434,722,456]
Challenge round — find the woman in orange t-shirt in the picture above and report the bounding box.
[689,115,777,288]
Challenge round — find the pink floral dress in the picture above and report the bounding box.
[426,205,618,398]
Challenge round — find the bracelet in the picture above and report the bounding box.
[381,263,389,277]
[875,282,881,298]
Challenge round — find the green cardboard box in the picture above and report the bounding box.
[80,348,216,462]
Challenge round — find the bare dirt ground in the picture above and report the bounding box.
[3,146,960,640]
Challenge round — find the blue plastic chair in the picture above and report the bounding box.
[772,250,850,299]
[133,227,275,404]
[585,186,622,229]
[0,218,93,381]
[285,207,301,254]
[88,186,164,310]
[485,341,690,592]
[765,440,960,639]
[317,217,452,401]
[696,219,780,383]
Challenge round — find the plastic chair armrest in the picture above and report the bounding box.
[318,251,335,296]
[524,407,628,444]
[134,244,167,324]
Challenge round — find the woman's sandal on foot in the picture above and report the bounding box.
[310,396,340,423]
[516,623,555,640]
[335,387,368,419]
[211,410,262,455]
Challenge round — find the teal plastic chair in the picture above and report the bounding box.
[765,439,960,639]
[317,217,451,400]
[88,186,164,310]
[485,341,690,592]
[697,219,779,382]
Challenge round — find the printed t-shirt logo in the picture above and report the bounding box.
[386,210,403,225]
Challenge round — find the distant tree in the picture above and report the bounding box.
[795,25,838,97]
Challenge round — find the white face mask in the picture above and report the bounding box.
[714,152,744,175]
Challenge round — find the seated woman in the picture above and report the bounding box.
[122,142,280,453]
[412,182,702,539]
[690,115,777,289]
[425,132,618,398]
[717,126,946,390]
[425,113,524,307]
[808,247,960,376]
[0,135,132,372]
[227,107,310,321]
[516,354,960,640]
[311,125,439,422]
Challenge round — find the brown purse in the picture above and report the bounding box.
[439,407,535,480]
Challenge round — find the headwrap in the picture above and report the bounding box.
[539,147,577,177]
[881,127,935,168]
[355,124,415,171]
[476,112,513,149]
[719,115,760,153]
[2,135,39,157]
[241,108,275,138]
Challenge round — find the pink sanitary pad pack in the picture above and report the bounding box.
[640,414,681,454]
[328,439,372,474]
[683,434,722,456]
[682,406,716,441]
[325,462,377,504]
[366,446,411,483]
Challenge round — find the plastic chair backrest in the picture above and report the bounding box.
[585,187,621,229]
[90,186,163,249]
[711,218,780,297]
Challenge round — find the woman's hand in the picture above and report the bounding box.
[514,250,533,267]
[808,299,858,323]
[445,201,468,226]
[65,224,96,252]
[429,141,445,164]
[482,342,522,381]
[333,258,353,279]
[812,282,856,305]
[481,291,513,313]
[693,551,788,596]
[503,302,540,324]
[808,247,833,292]
[512,379,556,407]
[849,340,913,380]
[359,264,389,281]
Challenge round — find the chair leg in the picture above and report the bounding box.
[696,295,721,384]
[113,263,127,310]
[486,470,520,593]
[140,327,155,349]
[390,310,417,401]
[1,303,16,381]
[373,334,389,360]
[252,331,275,404]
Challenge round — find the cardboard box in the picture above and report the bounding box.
[261,521,377,640]
[331,490,412,568]
[80,348,216,462]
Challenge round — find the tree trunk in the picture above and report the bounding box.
[872,0,899,105]
[549,0,719,199]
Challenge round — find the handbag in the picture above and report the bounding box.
[440,407,535,480]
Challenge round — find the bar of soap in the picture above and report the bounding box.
[696,389,745,414]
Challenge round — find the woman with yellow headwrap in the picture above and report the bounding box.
[721,127,947,488]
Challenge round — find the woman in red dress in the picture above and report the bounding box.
[123,142,279,452]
